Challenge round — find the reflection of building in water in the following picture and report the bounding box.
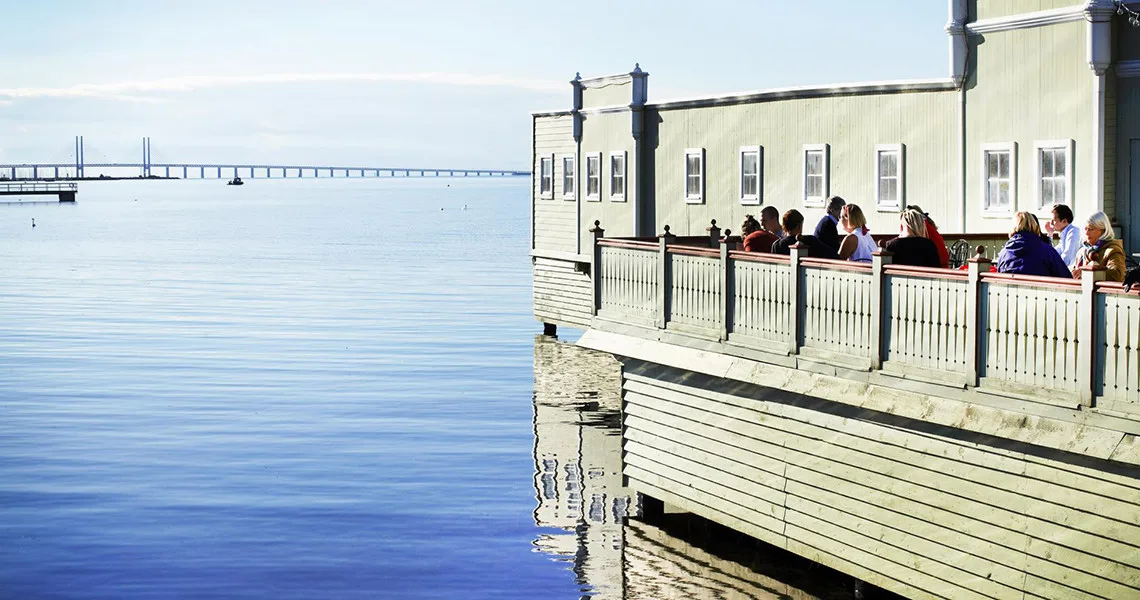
[624,518,856,600]
[532,336,629,599]
[532,336,866,600]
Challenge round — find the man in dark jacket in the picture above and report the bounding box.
[812,195,845,252]
[773,209,839,260]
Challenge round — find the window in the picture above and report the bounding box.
[803,144,829,206]
[539,156,553,199]
[875,144,905,211]
[981,142,1017,214]
[562,156,575,200]
[1034,139,1073,210]
[739,146,762,205]
[684,148,704,204]
[585,153,601,201]
[609,151,626,202]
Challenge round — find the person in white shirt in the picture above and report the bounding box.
[1045,203,1081,268]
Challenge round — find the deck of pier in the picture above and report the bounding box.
[0,182,77,202]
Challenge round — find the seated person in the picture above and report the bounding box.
[741,213,777,253]
[1072,211,1127,282]
[812,195,845,252]
[996,211,1070,277]
[837,203,876,262]
[773,209,840,260]
[1044,203,1080,268]
[758,205,784,240]
[904,204,949,268]
[882,209,942,268]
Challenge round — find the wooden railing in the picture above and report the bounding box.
[591,228,1137,416]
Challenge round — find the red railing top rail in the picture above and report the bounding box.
[800,257,873,273]
[981,272,1083,290]
[884,264,969,281]
[597,239,659,251]
[727,251,789,265]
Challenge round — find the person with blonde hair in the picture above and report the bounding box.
[905,204,949,268]
[1072,211,1127,281]
[883,209,941,268]
[996,211,1070,277]
[837,204,877,262]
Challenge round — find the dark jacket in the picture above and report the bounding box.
[772,234,840,260]
[996,232,1071,278]
[813,215,840,252]
[882,236,942,268]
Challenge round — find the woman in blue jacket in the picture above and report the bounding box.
[996,212,1071,278]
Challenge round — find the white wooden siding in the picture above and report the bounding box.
[884,274,970,376]
[534,115,577,254]
[533,257,592,329]
[621,366,1140,600]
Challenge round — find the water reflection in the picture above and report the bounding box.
[531,335,891,600]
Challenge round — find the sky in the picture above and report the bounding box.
[0,1,951,170]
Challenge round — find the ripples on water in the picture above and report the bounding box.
[0,180,867,599]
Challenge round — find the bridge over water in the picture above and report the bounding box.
[0,137,529,180]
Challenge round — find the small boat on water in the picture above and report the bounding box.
[227,177,244,186]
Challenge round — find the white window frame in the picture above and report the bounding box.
[584,153,601,202]
[739,146,763,205]
[874,143,905,212]
[539,155,553,199]
[561,156,576,200]
[802,144,830,207]
[981,142,1017,216]
[1033,139,1074,211]
[684,148,705,204]
[609,151,627,202]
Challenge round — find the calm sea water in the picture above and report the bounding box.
[0,179,861,599]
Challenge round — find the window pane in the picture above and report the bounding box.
[1041,150,1054,178]
[687,174,700,197]
[998,152,1009,178]
[742,152,758,176]
[988,153,999,178]
[806,151,821,176]
[743,174,757,197]
[880,152,897,178]
[687,155,701,176]
[1055,149,1066,176]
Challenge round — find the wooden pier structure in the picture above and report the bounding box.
[0,182,77,202]
[532,227,1140,599]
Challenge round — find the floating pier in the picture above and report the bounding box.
[0,182,77,202]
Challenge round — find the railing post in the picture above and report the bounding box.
[706,219,721,249]
[589,220,605,316]
[965,246,991,387]
[720,242,730,342]
[657,225,674,329]
[789,243,804,354]
[870,251,894,369]
[1078,265,1107,407]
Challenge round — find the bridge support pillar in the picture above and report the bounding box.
[32,166,37,180]
[165,166,170,178]
[183,166,188,179]
[54,167,59,179]
[58,191,76,202]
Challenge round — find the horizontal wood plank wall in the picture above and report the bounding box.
[597,246,657,326]
[884,274,970,377]
[1098,292,1140,416]
[731,260,793,346]
[981,282,1081,400]
[621,365,1140,600]
[666,253,722,334]
[799,266,873,361]
[533,257,592,329]
[533,115,577,254]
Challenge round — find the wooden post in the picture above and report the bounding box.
[720,229,741,252]
[706,219,721,249]
[720,242,730,342]
[870,251,894,369]
[965,246,991,387]
[789,243,804,354]
[589,220,604,316]
[657,225,674,329]
[1078,265,1107,407]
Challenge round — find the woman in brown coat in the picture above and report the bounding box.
[1072,211,1127,282]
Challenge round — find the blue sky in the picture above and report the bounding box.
[0,1,950,169]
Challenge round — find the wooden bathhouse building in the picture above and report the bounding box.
[530,1,1140,598]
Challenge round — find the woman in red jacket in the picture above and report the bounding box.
[905,205,949,268]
